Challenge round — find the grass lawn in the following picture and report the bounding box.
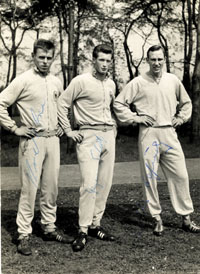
[1,180,200,274]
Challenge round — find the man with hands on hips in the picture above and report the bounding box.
[0,39,74,256]
[113,44,200,236]
[57,44,117,252]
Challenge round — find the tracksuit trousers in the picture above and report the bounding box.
[76,128,115,233]
[17,136,60,236]
[138,125,194,219]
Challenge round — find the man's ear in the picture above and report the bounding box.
[31,52,34,59]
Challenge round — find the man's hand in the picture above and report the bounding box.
[67,130,83,143]
[172,117,183,127]
[14,126,36,138]
[56,126,64,137]
[133,115,155,126]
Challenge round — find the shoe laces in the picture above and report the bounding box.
[75,232,87,244]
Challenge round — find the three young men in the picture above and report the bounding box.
[1,42,199,256]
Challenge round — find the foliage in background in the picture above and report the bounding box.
[0,0,200,139]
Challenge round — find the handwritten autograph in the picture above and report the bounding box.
[85,179,103,194]
[90,134,107,160]
[144,141,173,187]
[30,101,46,126]
[84,134,106,195]
[25,103,46,187]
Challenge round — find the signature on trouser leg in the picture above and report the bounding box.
[84,134,107,196]
[85,179,103,194]
[90,134,107,160]
[144,141,173,185]
[25,103,46,187]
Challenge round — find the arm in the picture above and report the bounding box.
[110,82,118,137]
[0,80,21,133]
[113,80,154,126]
[172,79,192,127]
[57,78,83,143]
[0,77,36,138]
[55,78,65,137]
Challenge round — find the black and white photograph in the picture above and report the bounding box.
[1,0,200,273]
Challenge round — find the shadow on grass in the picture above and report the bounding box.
[1,182,200,274]
[1,206,79,245]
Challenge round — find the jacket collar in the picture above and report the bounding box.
[33,66,50,77]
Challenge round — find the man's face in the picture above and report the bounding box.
[33,48,54,75]
[147,49,165,76]
[93,52,112,76]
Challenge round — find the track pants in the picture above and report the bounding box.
[17,136,60,236]
[138,126,194,218]
[76,129,115,233]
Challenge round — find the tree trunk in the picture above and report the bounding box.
[10,51,17,82]
[135,67,139,77]
[191,0,200,142]
[6,55,12,87]
[73,10,81,78]
[67,5,74,84]
[123,39,134,81]
[156,4,170,73]
[58,11,67,89]
[67,4,75,153]
[108,36,119,95]
[182,0,193,96]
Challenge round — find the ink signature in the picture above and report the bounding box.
[85,134,106,195]
[30,101,46,126]
[25,103,46,187]
[144,141,173,186]
[85,179,103,194]
[90,134,107,160]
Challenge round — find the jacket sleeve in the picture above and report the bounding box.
[176,79,192,123]
[113,80,138,125]
[57,77,81,134]
[0,77,25,132]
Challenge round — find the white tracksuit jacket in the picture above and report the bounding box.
[0,68,63,133]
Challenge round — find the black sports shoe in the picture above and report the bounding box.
[72,232,87,252]
[17,236,32,256]
[182,221,200,233]
[88,226,115,241]
[42,229,74,243]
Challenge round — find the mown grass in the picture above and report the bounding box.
[1,180,200,274]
